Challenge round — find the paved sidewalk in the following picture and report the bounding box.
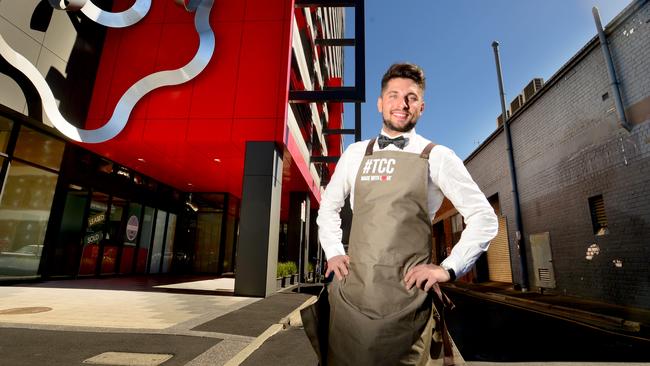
[1,277,649,365]
[0,276,314,366]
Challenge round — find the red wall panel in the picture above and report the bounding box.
[82,0,295,197]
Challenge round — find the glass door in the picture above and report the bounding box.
[79,192,108,276]
[135,206,155,273]
[161,213,176,273]
[149,210,167,274]
[52,187,89,277]
[119,202,142,274]
[100,196,125,274]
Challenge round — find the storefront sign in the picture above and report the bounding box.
[88,213,105,227]
[85,232,102,245]
[126,215,139,241]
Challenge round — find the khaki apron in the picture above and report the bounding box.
[327,139,439,366]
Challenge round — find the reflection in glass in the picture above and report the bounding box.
[13,127,65,171]
[52,187,89,276]
[79,192,109,276]
[222,195,240,274]
[120,202,142,274]
[101,196,125,274]
[0,115,13,152]
[149,210,167,274]
[194,211,222,273]
[136,207,155,273]
[0,162,58,277]
[162,214,176,273]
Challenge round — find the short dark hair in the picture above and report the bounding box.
[381,63,426,92]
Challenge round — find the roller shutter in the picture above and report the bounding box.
[487,216,512,283]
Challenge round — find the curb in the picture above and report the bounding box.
[279,295,317,328]
[221,293,318,365]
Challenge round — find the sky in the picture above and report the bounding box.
[342,0,633,159]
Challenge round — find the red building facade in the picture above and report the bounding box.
[0,0,348,296]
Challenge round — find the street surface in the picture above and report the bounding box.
[446,291,650,363]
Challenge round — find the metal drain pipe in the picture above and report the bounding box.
[593,7,632,131]
[492,41,529,292]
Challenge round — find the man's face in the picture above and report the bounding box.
[377,77,425,135]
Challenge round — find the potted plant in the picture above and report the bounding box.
[287,261,298,284]
[307,262,315,282]
[276,262,289,289]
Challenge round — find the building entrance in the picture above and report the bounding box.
[0,110,241,282]
[57,186,178,277]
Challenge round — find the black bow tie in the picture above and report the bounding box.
[377,135,408,149]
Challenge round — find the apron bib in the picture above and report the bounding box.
[327,138,436,366]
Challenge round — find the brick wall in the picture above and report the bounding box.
[465,0,650,308]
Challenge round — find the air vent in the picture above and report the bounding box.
[510,94,525,114]
[496,110,511,127]
[523,78,544,101]
[589,194,608,236]
[538,268,551,284]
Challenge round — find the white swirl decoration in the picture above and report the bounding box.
[0,0,215,143]
[48,0,152,28]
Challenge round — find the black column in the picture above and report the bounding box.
[234,142,283,297]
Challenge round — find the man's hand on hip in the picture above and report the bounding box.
[326,255,350,281]
[404,263,451,292]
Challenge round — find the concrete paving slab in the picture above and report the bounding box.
[154,278,235,292]
[0,328,219,366]
[192,292,312,337]
[82,351,173,366]
[0,286,257,329]
[241,327,318,366]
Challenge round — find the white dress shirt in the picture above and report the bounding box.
[316,128,499,278]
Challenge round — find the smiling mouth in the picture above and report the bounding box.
[391,111,409,120]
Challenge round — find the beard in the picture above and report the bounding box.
[382,118,417,133]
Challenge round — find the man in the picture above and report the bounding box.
[315,63,498,365]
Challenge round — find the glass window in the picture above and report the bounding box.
[101,196,125,274]
[0,162,57,277]
[52,187,89,277]
[79,192,109,276]
[195,211,222,273]
[222,195,240,274]
[162,213,176,273]
[451,213,463,245]
[0,115,13,153]
[149,210,167,274]
[120,202,142,274]
[13,127,65,171]
[135,206,155,273]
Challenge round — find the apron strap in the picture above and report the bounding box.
[365,138,377,156]
[432,286,456,366]
[420,142,436,159]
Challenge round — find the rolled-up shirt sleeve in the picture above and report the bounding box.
[436,148,498,278]
[317,148,352,260]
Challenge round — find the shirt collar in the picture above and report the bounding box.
[379,128,416,140]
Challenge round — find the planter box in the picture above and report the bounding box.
[276,277,283,290]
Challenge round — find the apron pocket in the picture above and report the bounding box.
[340,261,423,318]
